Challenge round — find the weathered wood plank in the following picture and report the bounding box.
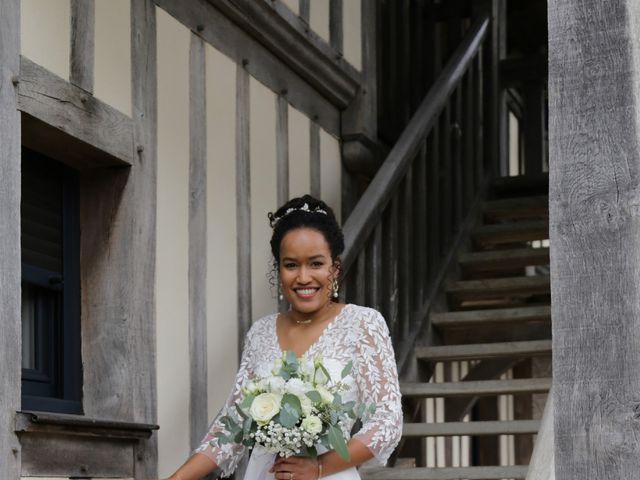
[130,1,159,475]
[401,377,551,398]
[188,32,208,451]
[299,0,310,23]
[236,63,252,358]
[276,94,289,206]
[329,0,343,53]
[18,56,133,167]
[361,466,528,480]
[19,433,135,478]
[0,1,22,478]
[70,0,95,93]
[549,0,640,478]
[472,219,549,248]
[432,305,551,329]
[310,120,321,197]
[416,340,552,361]
[154,0,341,136]
[403,419,541,437]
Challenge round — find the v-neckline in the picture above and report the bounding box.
[274,303,350,359]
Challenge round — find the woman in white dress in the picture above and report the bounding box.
[166,195,402,480]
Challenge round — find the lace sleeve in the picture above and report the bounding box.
[193,327,255,477]
[352,309,403,466]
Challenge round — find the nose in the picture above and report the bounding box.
[297,266,311,283]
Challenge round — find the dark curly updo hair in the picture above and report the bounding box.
[268,194,344,266]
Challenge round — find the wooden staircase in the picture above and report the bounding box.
[363,174,551,480]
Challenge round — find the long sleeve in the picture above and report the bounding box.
[352,309,403,466]
[193,328,255,477]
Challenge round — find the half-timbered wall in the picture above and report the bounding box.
[8,1,362,479]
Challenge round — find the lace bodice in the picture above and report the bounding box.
[194,304,403,477]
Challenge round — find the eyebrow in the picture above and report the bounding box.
[281,254,327,261]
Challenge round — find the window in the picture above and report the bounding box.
[21,148,82,414]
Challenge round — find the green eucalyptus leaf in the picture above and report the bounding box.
[279,402,300,428]
[341,361,353,379]
[319,364,332,383]
[282,393,302,415]
[333,392,343,406]
[328,425,350,461]
[306,390,322,403]
[286,351,298,366]
[240,394,255,411]
[356,403,366,418]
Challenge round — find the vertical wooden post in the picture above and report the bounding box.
[188,32,208,451]
[329,0,343,53]
[236,63,251,360]
[0,1,22,478]
[70,0,95,93]
[309,120,321,197]
[130,0,158,476]
[550,0,640,477]
[276,94,289,312]
[523,81,545,175]
[299,0,310,23]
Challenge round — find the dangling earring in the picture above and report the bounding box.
[332,279,339,299]
[278,283,284,301]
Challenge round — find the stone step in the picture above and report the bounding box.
[401,377,552,398]
[432,305,551,329]
[447,275,550,305]
[472,220,548,248]
[415,340,552,362]
[403,419,541,437]
[459,247,550,275]
[361,465,529,480]
[483,195,549,222]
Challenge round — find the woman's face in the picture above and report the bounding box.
[278,227,337,315]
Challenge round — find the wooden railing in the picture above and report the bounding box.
[340,14,492,354]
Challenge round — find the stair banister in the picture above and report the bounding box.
[341,14,489,274]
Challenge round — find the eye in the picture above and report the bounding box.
[311,261,325,268]
[283,262,297,269]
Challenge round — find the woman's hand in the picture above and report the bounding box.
[270,456,320,480]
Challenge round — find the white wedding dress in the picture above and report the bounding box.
[194,304,403,480]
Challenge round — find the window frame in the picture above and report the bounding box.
[21,148,83,415]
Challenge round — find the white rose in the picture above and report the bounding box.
[316,385,334,404]
[299,394,313,416]
[299,357,315,380]
[268,376,286,394]
[301,415,323,434]
[250,393,282,424]
[285,378,306,396]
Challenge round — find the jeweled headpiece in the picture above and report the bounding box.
[270,202,328,228]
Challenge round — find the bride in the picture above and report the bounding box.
[166,195,402,480]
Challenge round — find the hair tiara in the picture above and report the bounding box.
[271,202,328,228]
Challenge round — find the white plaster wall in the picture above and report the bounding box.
[280,0,299,16]
[94,0,132,115]
[205,45,240,419]
[310,0,330,42]
[156,7,191,477]
[288,106,311,198]
[343,0,362,71]
[319,129,342,223]
[21,0,70,80]
[250,77,279,321]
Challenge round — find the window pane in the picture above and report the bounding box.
[21,283,36,370]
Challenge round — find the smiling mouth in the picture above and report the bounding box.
[294,287,320,298]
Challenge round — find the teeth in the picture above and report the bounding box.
[297,288,317,295]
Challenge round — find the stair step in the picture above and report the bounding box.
[432,305,551,328]
[483,195,549,222]
[362,466,529,480]
[401,377,552,398]
[447,275,550,304]
[472,220,548,248]
[403,419,541,437]
[416,340,552,361]
[493,172,549,197]
[459,247,549,274]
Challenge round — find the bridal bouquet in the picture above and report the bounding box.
[211,351,375,460]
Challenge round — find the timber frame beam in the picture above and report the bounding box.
[206,0,360,109]
[18,56,134,169]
